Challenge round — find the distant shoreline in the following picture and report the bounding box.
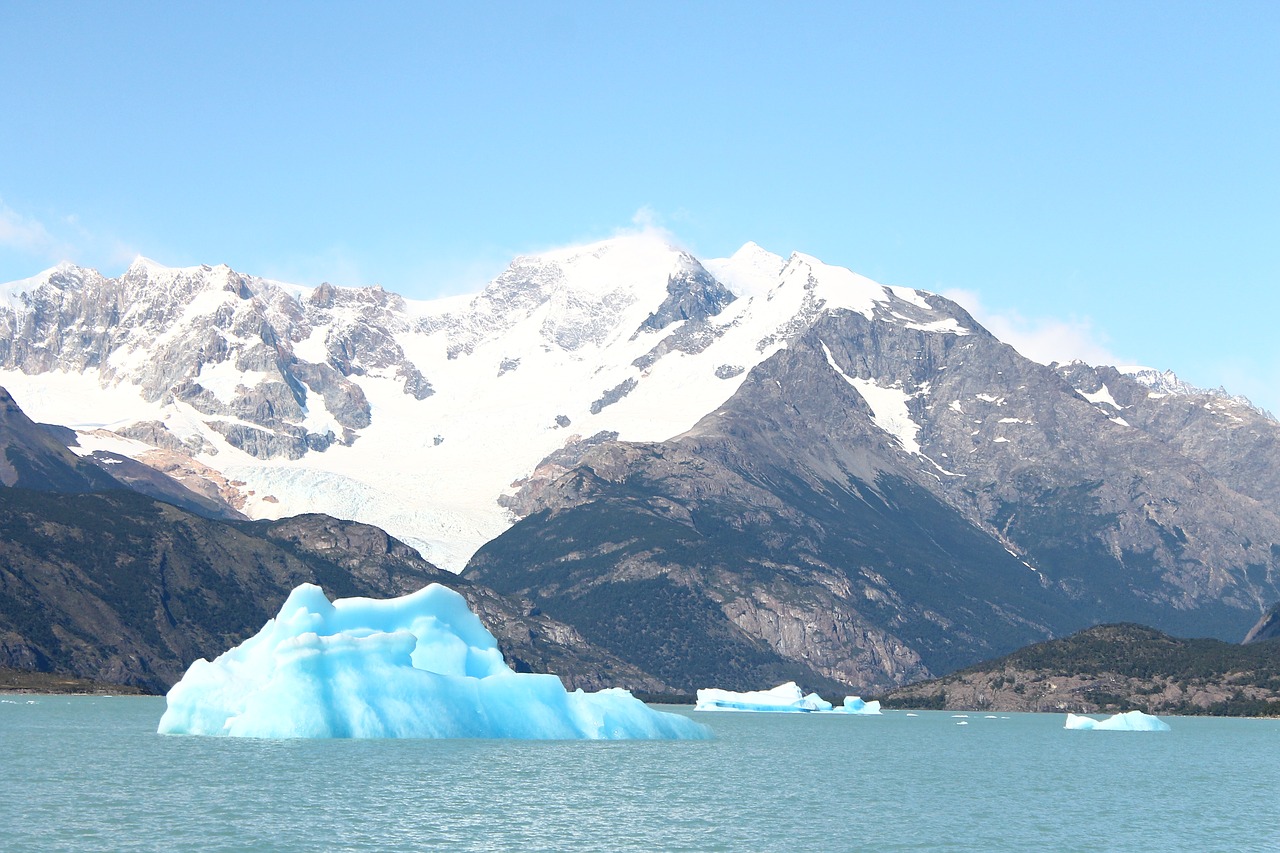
[0,668,148,696]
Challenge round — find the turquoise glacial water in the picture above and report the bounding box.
[2,696,1278,851]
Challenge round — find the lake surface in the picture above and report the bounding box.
[3,696,1277,851]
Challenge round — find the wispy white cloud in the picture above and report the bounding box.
[942,288,1278,416]
[0,200,138,279]
[942,288,1122,367]
[60,213,138,270]
[629,205,663,231]
[493,207,690,277]
[616,206,686,249]
[0,202,68,259]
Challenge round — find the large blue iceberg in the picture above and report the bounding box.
[694,681,882,714]
[158,583,710,740]
[1064,710,1171,731]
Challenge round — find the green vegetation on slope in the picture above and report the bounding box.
[881,623,1280,716]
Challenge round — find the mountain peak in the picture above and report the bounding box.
[517,231,692,297]
[705,242,785,299]
[126,255,172,275]
[1119,365,1269,417]
[0,261,82,304]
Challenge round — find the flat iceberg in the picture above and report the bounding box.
[695,681,833,712]
[1064,710,1171,731]
[158,583,710,740]
[694,682,888,714]
[841,696,882,715]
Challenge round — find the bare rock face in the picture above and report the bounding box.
[1058,362,1280,510]
[397,363,435,399]
[500,431,620,518]
[589,379,637,414]
[637,253,735,333]
[1243,602,1280,644]
[0,262,396,461]
[301,287,429,401]
[119,421,217,457]
[205,421,314,460]
[720,589,927,689]
[289,362,371,431]
[135,449,255,512]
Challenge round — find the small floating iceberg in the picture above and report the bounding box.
[694,682,883,715]
[1064,710,1171,732]
[841,696,882,715]
[158,583,711,740]
[695,682,832,712]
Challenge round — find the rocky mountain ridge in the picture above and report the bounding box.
[0,235,1010,570]
[2,236,1278,696]
[467,292,1280,692]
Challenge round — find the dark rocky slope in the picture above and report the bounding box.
[0,385,242,520]
[469,304,1280,694]
[0,488,667,693]
[0,388,667,694]
[1243,602,1280,644]
[470,341,1069,694]
[0,388,120,493]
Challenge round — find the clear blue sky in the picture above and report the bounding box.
[1,1,1276,411]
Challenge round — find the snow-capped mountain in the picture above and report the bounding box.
[468,289,1280,691]
[0,232,977,570]
[1120,365,1268,414]
[3,232,1279,693]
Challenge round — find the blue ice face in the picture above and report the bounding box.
[157,582,710,740]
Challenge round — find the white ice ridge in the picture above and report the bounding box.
[1063,710,1171,731]
[157,583,711,740]
[694,681,882,714]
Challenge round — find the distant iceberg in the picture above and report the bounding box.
[841,696,882,715]
[694,682,883,715]
[158,583,711,740]
[1064,710,1171,731]
[695,682,832,712]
